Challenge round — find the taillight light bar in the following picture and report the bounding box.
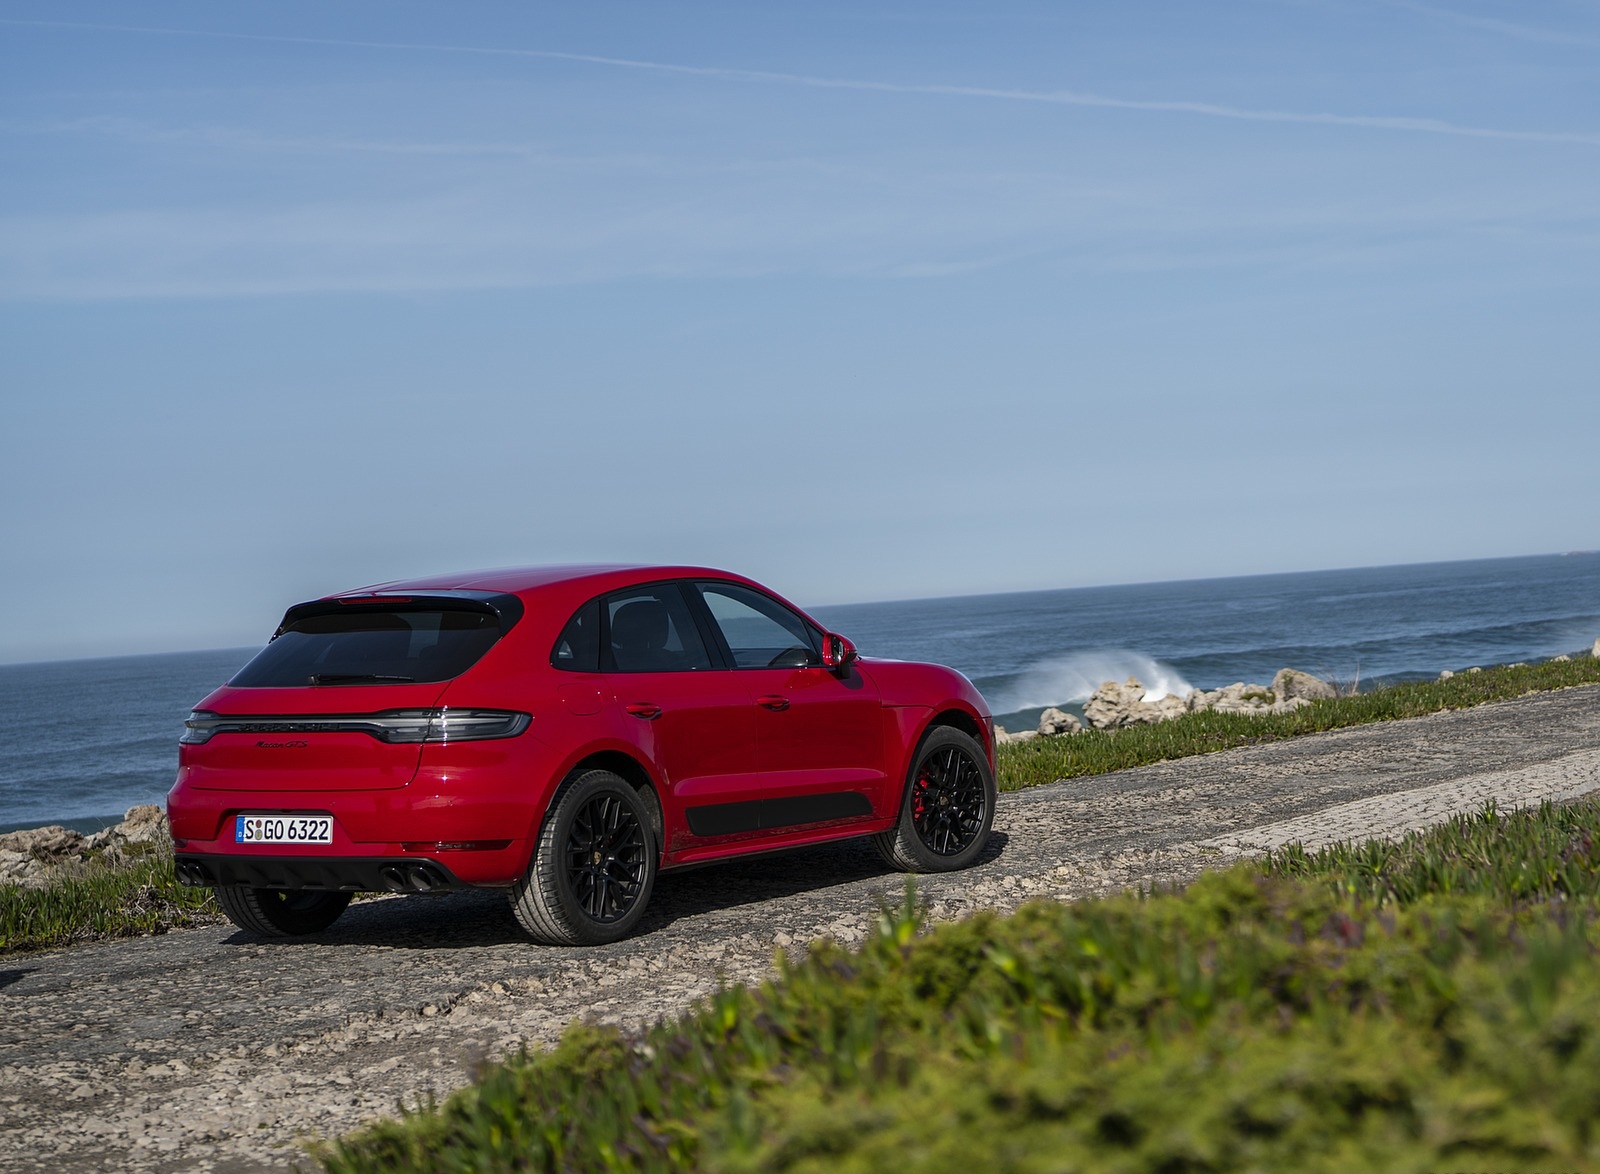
[180,709,531,745]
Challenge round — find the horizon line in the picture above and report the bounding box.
[0,549,1589,668]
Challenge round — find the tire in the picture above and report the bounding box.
[873,726,996,872]
[510,769,658,946]
[214,886,352,937]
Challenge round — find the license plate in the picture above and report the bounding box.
[235,814,334,845]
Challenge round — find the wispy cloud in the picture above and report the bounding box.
[1393,1,1600,48]
[0,115,562,159]
[0,114,665,165]
[5,17,1599,148]
[4,164,1594,301]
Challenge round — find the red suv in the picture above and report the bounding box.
[167,565,997,945]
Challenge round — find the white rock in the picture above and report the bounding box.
[1,805,173,886]
[117,805,167,844]
[1271,668,1337,703]
[1083,678,1147,729]
[995,725,1038,744]
[1036,707,1082,737]
[0,825,86,857]
[1438,670,1454,681]
[1189,682,1276,715]
[1075,665,1354,731]
[1146,693,1188,721]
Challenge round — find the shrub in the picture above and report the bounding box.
[319,800,1600,1174]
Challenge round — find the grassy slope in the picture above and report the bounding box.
[320,800,1600,1173]
[996,656,1600,790]
[0,840,218,954]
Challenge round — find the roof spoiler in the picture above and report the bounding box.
[275,590,525,638]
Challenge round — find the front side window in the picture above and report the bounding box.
[604,584,712,673]
[695,582,821,669]
[231,605,502,686]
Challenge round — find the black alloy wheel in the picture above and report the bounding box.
[873,726,997,873]
[909,744,989,856]
[564,790,649,923]
[511,770,659,946]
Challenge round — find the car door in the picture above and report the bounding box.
[690,580,887,831]
[595,582,766,851]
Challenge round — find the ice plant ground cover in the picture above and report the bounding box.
[320,797,1600,1173]
[0,837,216,953]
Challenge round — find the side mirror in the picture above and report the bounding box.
[821,632,858,673]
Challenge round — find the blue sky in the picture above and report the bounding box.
[2,1,1597,663]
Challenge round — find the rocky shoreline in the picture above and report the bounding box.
[0,806,176,890]
[996,639,1600,744]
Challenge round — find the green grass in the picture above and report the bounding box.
[0,839,218,954]
[318,799,1600,1174]
[1264,797,1600,906]
[996,655,1600,791]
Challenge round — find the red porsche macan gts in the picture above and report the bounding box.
[167,565,997,945]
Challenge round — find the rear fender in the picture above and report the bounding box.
[540,739,671,850]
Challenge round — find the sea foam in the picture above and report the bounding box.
[985,649,1194,715]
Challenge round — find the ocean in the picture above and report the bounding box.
[2,553,1597,834]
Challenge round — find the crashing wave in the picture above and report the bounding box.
[984,649,1193,714]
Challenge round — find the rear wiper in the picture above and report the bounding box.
[307,673,416,685]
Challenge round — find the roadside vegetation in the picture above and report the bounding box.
[320,798,1600,1172]
[996,654,1600,791]
[0,839,217,954]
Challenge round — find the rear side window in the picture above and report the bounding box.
[603,584,712,673]
[231,606,503,687]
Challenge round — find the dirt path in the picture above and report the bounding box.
[3,684,1598,1173]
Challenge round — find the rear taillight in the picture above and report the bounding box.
[181,711,221,744]
[416,709,531,743]
[180,708,531,745]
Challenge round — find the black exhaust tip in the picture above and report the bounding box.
[174,860,214,886]
[378,865,410,893]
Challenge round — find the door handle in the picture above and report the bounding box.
[756,695,791,711]
[625,703,662,720]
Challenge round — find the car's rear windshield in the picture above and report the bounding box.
[230,603,506,687]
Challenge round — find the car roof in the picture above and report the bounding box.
[327,564,760,601]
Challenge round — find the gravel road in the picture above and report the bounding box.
[3,684,1598,1173]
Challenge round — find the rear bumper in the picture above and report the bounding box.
[175,853,478,893]
[167,752,553,885]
